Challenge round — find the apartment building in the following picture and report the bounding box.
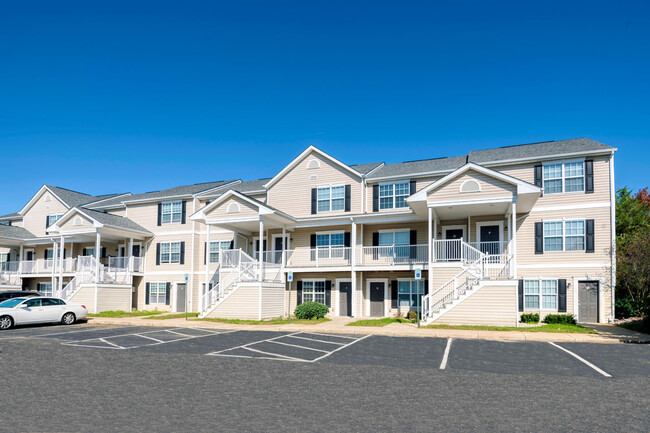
[0,138,616,325]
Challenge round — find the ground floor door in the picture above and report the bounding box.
[370,282,385,317]
[176,283,186,313]
[339,282,352,316]
[578,281,599,322]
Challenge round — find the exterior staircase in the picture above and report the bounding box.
[57,256,130,301]
[421,242,513,325]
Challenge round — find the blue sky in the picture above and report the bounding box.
[0,0,648,214]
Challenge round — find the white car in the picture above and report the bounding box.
[0,296,88,330]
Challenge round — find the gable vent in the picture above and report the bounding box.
[73,217,83,226]
[306,159,320,170]
[227,203,241,214]
[460,179,481,193]
[44,194,51,202]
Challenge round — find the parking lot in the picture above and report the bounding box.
[1,324,649,432]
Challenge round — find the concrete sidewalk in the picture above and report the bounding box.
[86,316,650,344]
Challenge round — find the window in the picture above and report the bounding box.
[398,280,425,311]
[47,214,63,227]
[544,220,585,252]
[302,280,325,304]
[38,282,53,297]
[543,161,584,194]
[315,232,345,259]
[160,242,181,263]
[379,230,410,258]
[209,241,231,263]
[0,221,10,226]
[317,185,344,213]
[83,248,95,257]
[379,181,410,210]
[524,279,558,310]
[149,282,167,304]
[161,201,183,224]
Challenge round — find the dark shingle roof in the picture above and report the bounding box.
[0,225,36,241]
[349,162,384,175]
[366,155,468,180]
[0,212,21,221]
[199,179,271,199]
[87,180,237,208]
[79,208,153,234]
[468,138,615,164]
[46,186,99,208]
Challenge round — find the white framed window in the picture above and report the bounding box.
[83,247,95,257]
[160,241,181,263]
[209,240,231,263]
[397,279,424,311]
[379,181,409,210]
[524,278,558,310]
[543,160,584,194]
[161,201,183,224]
[315,231,345,259]
[379,230,410,258]
[47,214,63,227]
[543,220,585,252]
[149,282,167,304]
[317,185,345,213]
[302,280,326,304]
[38,282,53,297]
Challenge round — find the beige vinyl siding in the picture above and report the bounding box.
[361,222,428,246]
[96,286,132,312]
[206,283,260,320]
[22,193,68,237]
[428,171,516,203]
[364,176,442,214]
[261,285,285,318]
[139,279,172,312]
[267,150,362,218]
[433,283,518,326]
[56,212,95,231]
[205,196,260,219]
[431,265,464,289]
[69,285,97,313]
[126,202,191,234]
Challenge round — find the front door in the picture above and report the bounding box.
[176,283,186,313]
[339,282,352,317]
[479,225,501,254]
[444,229,464,261]
[132,245,141,257]
[25,251,34,261]
[370,282,385,317]
[273,236,287,264]
[578,281,599,323]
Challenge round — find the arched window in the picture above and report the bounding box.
[227,202,241,214]
[460,179,481,193]
[306,159,320,170]
[44,194,51,202]
[73,217,83,226]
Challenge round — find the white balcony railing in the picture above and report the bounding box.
[357,244,429,266]
[285,247,351,268]
[467,241,509,256]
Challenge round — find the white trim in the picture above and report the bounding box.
[442,225,466,240]
[609,154,616,320]
[573,276,605,323]
[427,196,513,208]
[315,183,347,214]
[365,278,388,317]
[158,240,183,264]
[541,219,587,253]
[377,179,411,211]
[476,149,616,168]
[264,146,363,189]
[475,220,504,244]
[541,158,586,195]
[335,278,352,317]
[522,277,559,311]
[20,185,70,215]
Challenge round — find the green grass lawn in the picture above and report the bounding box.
[425,323,596,334]
[617,321,650,335]
[143,312,199,320]
[88,310,165,318]
[346,318,415,327]
[194,317,331,325]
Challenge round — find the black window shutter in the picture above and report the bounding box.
[204,242,207,265]
[344,232,351,248]
[311,188,317,214]
[424,279,429,295]
[296,281,303,305]
[344,185,351,212]
[63,248,66,259]
[534,165,543,188]
[157,203,162,226]
[558,279,567,312]
[585,160,594,194]
[585,219,595,253]
[145,283,150,305]
[409,230,417,259]
[44,249,48,259]
[181,201,187,224]
[229,240,234,250]
[165,282,171,305]
[372,232,379,260]
[409,180,416,195]
[82,248,87,256]
[101,247,106,259]
[325,280,332,307]
[45,215,49,229]
[534,222,543,254]
[372,184,379,212]
[310,234,317,261]
[155,243,161,265]
[179,242,185,264]
[518,280,524,312]
[391,280,398,308]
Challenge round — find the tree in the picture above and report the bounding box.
[616,187,650,236]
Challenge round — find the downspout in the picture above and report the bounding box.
[609,152,616,322]
[189,197,196,313]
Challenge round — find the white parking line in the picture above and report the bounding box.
[549,342,612,378]
[269,340,330,353]
[309,335,370,362]
[286,335,346,345]
[62,328,233,350]
[0,326,131,340]
[439,338,453,370]
[135,334,165,343]
[300,332,359,340]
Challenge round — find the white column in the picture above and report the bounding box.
[203,224,211,311]
[467,216,471,243]
[428,207,433,293]
[59,236,65,293]
[128,237,134,271]
[51,241,57,290]
[281,226,286,267]
[350,220,357,317]
[507,212,512,254]
[258,218,264,281]
[18,244,23,274]
[511,201,517,278]
[95,231,101,283]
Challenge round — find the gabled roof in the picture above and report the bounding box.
[197,178,271,199]
[349,162,385,175]
[191,190,295,222]
[0,224,36,241]
[87,180,239,209]
[19,185,100,215]
[408,163,541,202]
[0,212,21,221]
[366,155,468,180]
[264,145,364,189]
[50,207,153,235]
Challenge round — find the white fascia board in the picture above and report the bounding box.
[367,169,451,183]
[19,185,69,215]
[427,196,513,208]
[205,216,259,225]
[478,149,617,168]
[121,194,194,205]
[83,193,133,208]
[263,145,363,189]
[362,163,386,177]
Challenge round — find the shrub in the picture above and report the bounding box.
[520,313,540,324]
[406,311,418,321]
[543,314,576,324]
[294,302,329,320]
[615,297,644,319]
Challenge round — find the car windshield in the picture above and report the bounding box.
[0,298,27,308]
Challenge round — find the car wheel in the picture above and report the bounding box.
[0,315,13,330]
[61,312,76,325]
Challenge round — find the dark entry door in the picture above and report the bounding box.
[176,283,186,313]
[578,281,599,322]
[479,225,501,254]
[273,237,286,264]
[445,229,464,260]
[370,282,385,317]
[132,245,141,257]
[445,229,463,240]
[339,282,352,316]
[25,251,34,261]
